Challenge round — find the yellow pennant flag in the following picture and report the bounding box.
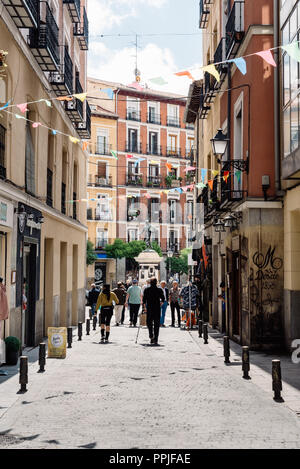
[69,136,80,144]
[73,92,87,102]
[212,170,219,178]
[202,64,220,82]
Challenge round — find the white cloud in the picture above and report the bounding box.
[88,0,167,35]
[88,42,193,96]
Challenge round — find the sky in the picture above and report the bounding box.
[87,0,203,96]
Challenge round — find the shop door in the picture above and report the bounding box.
[22,243,37,347]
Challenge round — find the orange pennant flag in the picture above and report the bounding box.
[57,96,73,102]
[166,162,173,171]
[175,70,195,80]
[208,180,213,191]
[82,141,88,151]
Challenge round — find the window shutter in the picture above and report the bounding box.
[25,121,35,195]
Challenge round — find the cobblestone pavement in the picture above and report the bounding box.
[1,311,300,449]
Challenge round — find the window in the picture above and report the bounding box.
[96,194,111,221]
[96,229,108,249]
[128,161,139,174]
[127,98,140,121]
[128,128,138,152]
[167,104,179,127]
[128,229,138,242]
[97,162,107,178]
[169,199,177,224]
[127,196,140,221]
[169,230,178,252]
[168,134,178,155]
[97,128,109,154]
[149,131,158,154]
[148,198,160,223]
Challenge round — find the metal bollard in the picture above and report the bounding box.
[19,356,28,393]
[98,312,101,327]
[67,327,73,348]
[242,346,250,379]
[38,343,46,372]
[272,360,282,400]
[78,322,82,341]
[223,336,230,363]
[86,318,90,336]
[89,308,92,319]
[93,315,97,331]
[203,324,208,344]
[198,320,203,338]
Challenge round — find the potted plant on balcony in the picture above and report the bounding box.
[165,175,173,188]
[5,336,21,366]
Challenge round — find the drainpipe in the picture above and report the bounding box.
[274,0,283,195]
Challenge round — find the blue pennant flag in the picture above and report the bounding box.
[228,57,247,75]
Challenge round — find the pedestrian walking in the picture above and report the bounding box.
[112,282,127,326]
[159,281,169,327]
[169,280,181,327]
[88,283,100,318]
[96,284,119,343]
[180,281,199,329]
[142,279,151,294]
[125,279,142,327]
[143,277,165,345]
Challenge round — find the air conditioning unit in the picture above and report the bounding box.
[51,73,64,83]
[66,99,76,110]
[77,122,86,129]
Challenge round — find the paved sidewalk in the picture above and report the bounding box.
[0,311,300,449]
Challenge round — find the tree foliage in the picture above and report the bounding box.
[165,248,191,275]
[105,239,163,260]
[86,240,97,266]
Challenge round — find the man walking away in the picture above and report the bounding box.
[143,277,165,345]
[113,282,127,326]
[126,279,142,327]
[96,285,119,343]
[159,281,169,327]
[169,280,181,327]
[88,283,100,318]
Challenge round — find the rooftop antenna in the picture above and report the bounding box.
[133,34,141,82]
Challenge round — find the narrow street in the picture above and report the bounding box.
[1,311,300,449]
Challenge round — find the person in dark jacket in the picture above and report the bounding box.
[143,277,165,345]
[88,284,100,317]
[112,282,127,326]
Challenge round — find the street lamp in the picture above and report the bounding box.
[210,129,229,158]
[213,219,226,233]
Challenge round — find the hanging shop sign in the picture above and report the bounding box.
[47,327,67,359]
[0,198,13,228]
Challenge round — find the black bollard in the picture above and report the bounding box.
[203,324,208,344]
[86,318,90,336]
[198,320,203,338]
[98,313,101,327]
[242,346,250,379]
[223,336,230,363]
[89,308,92,319]
[38,343,46,372]
[93,315,97,331]
[19,356,28,393]
[78,322,82,341]
[272,360,282,400]
[67,327,73,348]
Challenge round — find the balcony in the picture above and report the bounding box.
[166,147,181,158]
[63,0,80,23]
[88,175,113,187]
[0,125,6,180]
[95,239,109,251]
[3,0,39,28]
[220,160,247,205]
[226,1,245,59]
[126,173,143,186]
[125,141,142,154]
[185,123,195,130]
[93,143,112,156]
[167,116,180,128]
[147,112,161,125]
[87,208,112,222]
[77,101,91,139]
[199,0,212,29]
[28,4,60,72]
[214,37,228,87]
[46,168,53,207]
[126,110,141,122]
[65,73,84,122]
[146,144,162,156]
[74,7,89,50]
[204,70,216,104]
[146,176,162,188]
[49,46,73,96]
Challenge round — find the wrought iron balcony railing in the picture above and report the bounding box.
[146,144,162,156]
[93,143,112,156]
[147,176,162,188]
[199,0,212,29]
[49,46,73,96]
[28,3,60,71]
[126,110,141,122]
[88,175,113,187]
[76,101,91,139]
[65,73,83,122]
[166,147,181,158]
[3,0,39,29]
[226,1,245,59]
[214,37,228,86]
[147,112,161,125]
[125,141,142,154]
[126,173,143,186]
[167,116,180,128]
[73,6,89,50]
[63,0,80,23]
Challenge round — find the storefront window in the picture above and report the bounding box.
[283,53,290,107]
[282,21,289,45]
[290,8,298,41]
[291,95,300,153]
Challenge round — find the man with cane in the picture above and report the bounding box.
[142,277,165,345]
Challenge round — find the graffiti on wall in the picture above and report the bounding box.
[250,246,283,344]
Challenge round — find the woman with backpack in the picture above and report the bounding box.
[96,284,119,343]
